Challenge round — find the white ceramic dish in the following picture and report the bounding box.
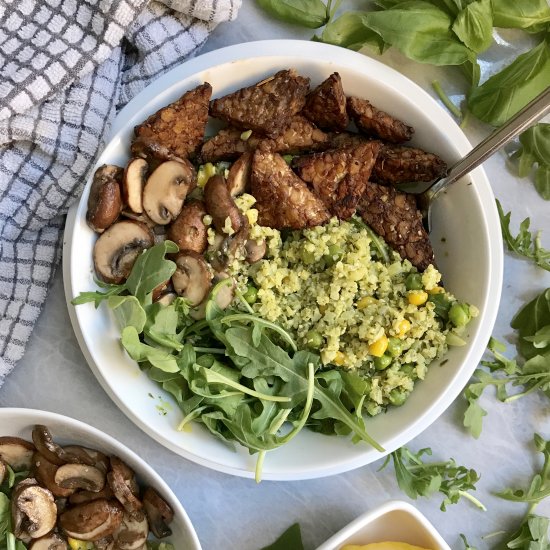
[0,408,201,549]
[316,500,451,550]
[63,39,503,480]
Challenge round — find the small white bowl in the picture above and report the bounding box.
[0,408,202,550]
[316,501,451,550]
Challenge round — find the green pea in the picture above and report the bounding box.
[301,249,316,264]
[386,337,403,357]
[373,354,392,371]
[405,273,423,290]
[389,388,408,406]
[449,302,471,327]
[243,285,258,304]
[323,244,343,266]
[400,364,417,379]
[305,330,324,349]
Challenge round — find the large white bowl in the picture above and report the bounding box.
[0,408,201,549]
[63,40,503,480]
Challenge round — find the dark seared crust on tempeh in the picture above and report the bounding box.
[372,145,447,185]
[209,69,310,138]
[347,96,414,144]
[358,182,434,270]
[302,72,349,131]
[200,127,255,163]
[327,131,371,149]
[134,83,212,160]
[251,150,330,229]
[292,142,381,219]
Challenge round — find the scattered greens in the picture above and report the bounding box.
[0,466,30,550]
[503,515,550,550]
[379,445,485,511]
[260,523,304,550]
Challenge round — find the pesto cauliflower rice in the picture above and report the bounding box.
[218,194,478,415]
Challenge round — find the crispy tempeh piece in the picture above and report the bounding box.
[358,182,434,270]
[251,150,330,229]
[302,72,349,131]
[200,127,255,163]
[292,142,381,219]
[327,131,370,149]
[133,83,211,160]
[347,96,414,144]
[209,69,310,138]
[372,144,447,185]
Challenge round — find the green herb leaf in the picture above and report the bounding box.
[256,0,329,29]
[121,326,180,373]
[514,124,550,200]
[491,0,550,32]
[451,0,493,53]
[108,295,147,332]
[0,493,9,537]
[504,515,550,549]
[260,523,304,550]
[511,289,550,359]
[459,534,478,550]
[70,281,126,308]
[468,37,550,126]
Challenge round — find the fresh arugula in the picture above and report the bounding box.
[380,445,486,511]
[497,200,550,272]
[503,515,550,550]
[459,533,478,550]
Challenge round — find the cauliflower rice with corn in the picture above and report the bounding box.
[220,194,478,416]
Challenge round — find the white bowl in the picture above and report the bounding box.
[0,408,201,549]
[316,500,451,550]
[63,39,503,480]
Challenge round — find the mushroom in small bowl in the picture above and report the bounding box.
[0,408,201,550]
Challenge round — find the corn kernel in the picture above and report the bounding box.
[68,539,93,550]
[428,286,445,294]
[333,351,346,366]
[357,296,376,309]
[408,290,428,306]
[397,319,411,337]
[369,334,388,357]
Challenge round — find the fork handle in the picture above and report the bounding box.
[427,86,550,201]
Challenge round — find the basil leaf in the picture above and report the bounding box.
[511,288,550,359]
[108,295,146,333]
[536,165,550,200]
[492,0,550,32]
[256,0,329,29]
[468,37,550,126]
[452,0,493,53]
[363,1,475,65]
[260,523,304,550]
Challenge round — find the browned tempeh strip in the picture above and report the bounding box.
[302,72,349,131]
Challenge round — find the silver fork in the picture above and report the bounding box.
[415,86,550,231]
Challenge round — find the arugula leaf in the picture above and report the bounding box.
[381,445,486,511]
[363,1,475,66]
[121,326,180,373]
[260,523,304,550]
[0,493,9,537]
[70,281,125,308]
[468,37,550,126]
[497,200,550,272]
[459,534,478,550]
[451,0,493,53]
[256,0,329,29]
[492,0,550,32]
[108,295,147,332]
[504,515,550,549]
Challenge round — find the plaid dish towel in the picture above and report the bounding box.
[0,0,241,382]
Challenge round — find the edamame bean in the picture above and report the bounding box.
[243,285,258,304]
[449,302,471,327]
[386,337,403,357]
[301,249,316,264]
[374,354,392,371]
[323,244,343,266]
[405,273,423,290]
[389,388,408,406]
[305,330,323,349]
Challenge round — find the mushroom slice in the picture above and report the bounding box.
[142,487,173,539]
[0,459,6,485]
[245,239,266,264]
[113,511,149,550]
[95,537,115,550]
[155,292,177,307]
[29,534,69,550]
[166,200,208,255]
[122,158,148,214]
[32,426,92,467]
[33,452,75,498]
[12,482,57,540]
[142,160,196,225]
[171,252,213,307]
[107,457,142,516]
[54,463,106,492]
[0,436,36,471]
[93,221,154,284]
[204,174,243,234]
[86,165,123,233]
[226,152,252,197]
[59,499,124,541]
[62,446,110,473]
[69,485,114,505]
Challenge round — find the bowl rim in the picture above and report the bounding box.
[63,39,503,480]
[0,407,202,550]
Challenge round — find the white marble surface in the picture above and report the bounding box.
[1,2,550,549]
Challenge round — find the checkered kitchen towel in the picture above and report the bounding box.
[0,0,241,382]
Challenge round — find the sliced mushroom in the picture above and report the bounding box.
[32,426,91,467]
[204,174,243,234]
[245,239,266,264]
[12,482,57,540]
[87,165,123,233]
[93,221,154,284]
[107,457,142,517]
[59,499,124,541]
[29,533,69,550]
[142,160,196,225]
[171,252,213,306]
[155,292,177,306]
[120,209,156,228]
[166,200,208,254]
[208,219,250,272]
[142,487,173,539]
[55,497,68,515]
[122,158,148,214]
[95,537,115,550]
[54,463,106,492]
[32,452,75,498]
[0,436,36,471]
[226,152,252,197]
[69,485,114,505]
[62,446,110,473]
[0,459,6,485]
[113,511,149,550]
